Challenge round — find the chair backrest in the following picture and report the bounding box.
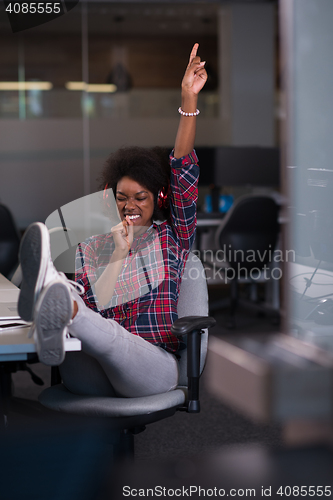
[177,252,209,387]
[215,195,280,271]
[0,204,21,278]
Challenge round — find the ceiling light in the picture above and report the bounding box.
[0,81,53,90]
[65,82,117,93]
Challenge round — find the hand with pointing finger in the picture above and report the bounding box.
[181,43,208,96]
[174,43,208,158]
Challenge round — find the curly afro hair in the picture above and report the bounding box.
[99,146,171,221]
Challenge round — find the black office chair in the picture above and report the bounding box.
[0,203,21,280]
[38,252,216,457]
[210,195,280,328]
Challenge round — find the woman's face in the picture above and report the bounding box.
[116,176,155,232]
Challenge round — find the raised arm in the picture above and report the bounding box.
[173,43,208,159]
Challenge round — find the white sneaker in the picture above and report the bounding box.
[18,222,83,322]
[33,281,73,366]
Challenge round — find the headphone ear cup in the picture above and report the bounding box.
[158,186,170,210]
[103,184,111,209]
[157,190,164,209]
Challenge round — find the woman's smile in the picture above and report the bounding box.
[116,176,155,232]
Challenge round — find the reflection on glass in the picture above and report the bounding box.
[45,189,164,312]
[0,89,219,119]
[285,0,333,351]
[288,165,333,348]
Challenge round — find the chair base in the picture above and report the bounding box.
[37,401,181,459]
[103,406,181,431]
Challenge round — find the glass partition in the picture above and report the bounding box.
[283,0,333,351]
[0,1,219,229]
[0,2,219,120]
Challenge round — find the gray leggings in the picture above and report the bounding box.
[59,292,179,398]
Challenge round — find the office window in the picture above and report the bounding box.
[0,2,219,120]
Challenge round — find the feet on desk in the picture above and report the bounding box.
[18,222,84,365]
[18,222,83,322]
[32,281,73,366]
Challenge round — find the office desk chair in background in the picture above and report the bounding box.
[210,195,280,328]
[39,252,216,457]
[0,203,21,280]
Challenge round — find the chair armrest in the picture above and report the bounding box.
[171,316,216,413]
[171,316,216,336]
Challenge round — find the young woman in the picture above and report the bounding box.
[18,43,207,398]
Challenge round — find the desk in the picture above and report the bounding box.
[0,273,81,360]
[0,326,81,362]
[0,274,81,425]
[196,212,224,252]
[0,272,21,302]
[197,211,224,227]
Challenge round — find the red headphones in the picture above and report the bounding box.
[103,184,112,209]
[158,185,170,210]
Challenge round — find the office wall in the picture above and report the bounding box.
[229,3,276,146]
[0,1,277,229]
[0,116,225,228]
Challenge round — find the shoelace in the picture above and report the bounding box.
[46,252,85,295]
[58,272,85,295]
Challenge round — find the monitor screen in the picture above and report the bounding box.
[214,146,280,187]
[153,145,280,188]
[195,147,216,186]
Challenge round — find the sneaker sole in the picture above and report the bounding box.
[35,282,72,366]
[18,223,49,322]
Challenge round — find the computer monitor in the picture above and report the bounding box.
[150,145,280,188]
[194,147,216,186]
[214,146,280,187]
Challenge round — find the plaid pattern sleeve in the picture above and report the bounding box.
[169,150,199,251]
[74,150,200,354]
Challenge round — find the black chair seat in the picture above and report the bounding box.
[0,204,21,279]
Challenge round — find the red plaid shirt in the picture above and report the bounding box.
[75,150,199,354]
